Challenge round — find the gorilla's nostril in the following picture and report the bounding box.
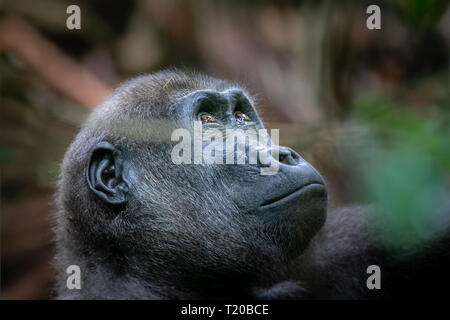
[290,149,301,161]
[278,147,301,165]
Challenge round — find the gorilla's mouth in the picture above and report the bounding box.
[260,182,325,208]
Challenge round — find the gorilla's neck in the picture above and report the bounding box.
[56,200,307,299]
[58,234,296,299]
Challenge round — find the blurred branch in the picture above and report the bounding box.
[0,15,112,109]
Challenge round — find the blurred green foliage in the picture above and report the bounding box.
[0,146,15,165]
[352,93,450,252]
[393,0,449,30]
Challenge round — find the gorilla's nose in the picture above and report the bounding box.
[278,146,302,166]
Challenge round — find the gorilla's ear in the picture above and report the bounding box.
[86,142,129,205]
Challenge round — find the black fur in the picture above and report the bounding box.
[54,70,450,299]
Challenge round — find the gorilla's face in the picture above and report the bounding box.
[83,73,327,278]
[169,88,328,253]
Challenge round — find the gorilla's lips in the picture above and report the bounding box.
[260,182,326,209]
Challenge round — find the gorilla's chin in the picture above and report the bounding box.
[258,184,328,258]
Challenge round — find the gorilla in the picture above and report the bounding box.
[54,70,450,299]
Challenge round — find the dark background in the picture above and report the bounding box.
[1,0,449,299]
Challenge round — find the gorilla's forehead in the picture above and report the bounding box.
[109,70,238,111]
[84,70,247,142]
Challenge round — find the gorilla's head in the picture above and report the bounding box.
[55,70,327,298]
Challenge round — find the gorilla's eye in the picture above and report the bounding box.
[200,113,216,123]
[235,112,251,122]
